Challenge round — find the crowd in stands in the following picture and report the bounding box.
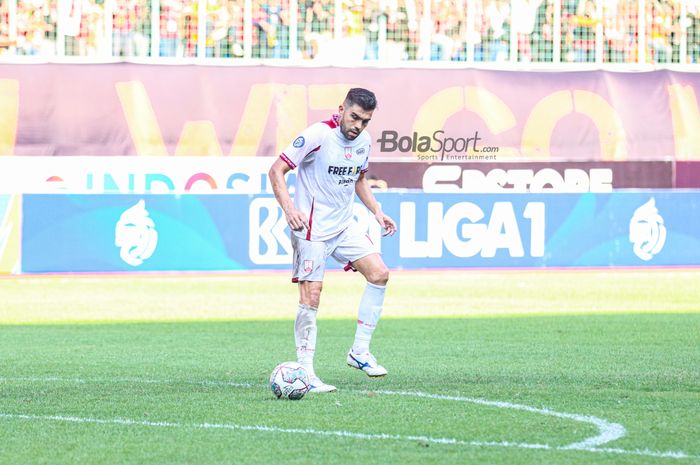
[0,0,698,63]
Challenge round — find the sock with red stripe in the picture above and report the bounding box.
[352,282,386,354]
[295,303,318,377]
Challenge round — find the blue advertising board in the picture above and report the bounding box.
[21,191,700,273]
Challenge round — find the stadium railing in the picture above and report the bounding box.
[0,0,698,67]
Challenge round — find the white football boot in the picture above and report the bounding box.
[346,350,388,377]
[308,375,337,393]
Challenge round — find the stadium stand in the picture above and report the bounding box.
[0,0,697,64]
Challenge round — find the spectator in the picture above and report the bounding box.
[253,0,289,59]
[343,0,363,37]
[206,0,244,58]
[649,0,673,63]
[207,0,229,57]
[362,0,380,60]
[112,0,137,56]
[132,0,151,57]
[430,0,463,60]
[159,0,182,56]
[304,0,333,59]
[604,1,628,63]
[84,0,105,56]
[181,1,198,58]
[0,0,15,53]
[687,0,700,62]
[531,0,554,61]
[228,0,245,56]
[566,0,598,62]
[484,0,510,61]
[511,0,543,62]
[383,0,418,61]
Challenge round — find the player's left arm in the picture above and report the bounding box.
[355,172,397,236]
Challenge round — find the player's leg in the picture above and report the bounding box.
[291,235,336,393]
[330,228,390,377]
[346,253,390,377]
[295,280,322,377]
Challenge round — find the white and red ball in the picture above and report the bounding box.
[269,362,310,400]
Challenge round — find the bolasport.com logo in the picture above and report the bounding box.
[376,130,499,161]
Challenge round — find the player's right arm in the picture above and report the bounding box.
[268,158,309,232]
[269,123,326,232]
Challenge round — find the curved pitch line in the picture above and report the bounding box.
[0,412,696,460]
[374,390,626,449]
[0,376,695,460]
[0,376,623,449]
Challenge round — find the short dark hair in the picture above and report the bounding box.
[344,88,377,111]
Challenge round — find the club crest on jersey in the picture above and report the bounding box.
[344,147,353,159]
[303,260,313,272]
[293,136,305,148]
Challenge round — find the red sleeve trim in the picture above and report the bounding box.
[280,153,296,169]
[360,168,369,173]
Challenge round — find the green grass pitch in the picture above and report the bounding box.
[0,269,698,464]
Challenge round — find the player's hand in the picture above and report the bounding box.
[375,211,397,237]
[284,207,309,232]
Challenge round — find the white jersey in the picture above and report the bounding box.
[280,114,371,241]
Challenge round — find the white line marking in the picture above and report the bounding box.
[1,376,696,460]
[0,412,542,447]
[0,376,624,448]
[374,390,626,449]
[0,376,254,388]
[0,413,696,460]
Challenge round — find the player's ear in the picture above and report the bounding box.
[338,104,344,114]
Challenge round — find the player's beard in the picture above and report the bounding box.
[341,122,359,140]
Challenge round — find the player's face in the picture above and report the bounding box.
[338,104,373,141]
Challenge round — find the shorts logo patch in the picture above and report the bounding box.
[293,136,305,148]
[303,260,313,272]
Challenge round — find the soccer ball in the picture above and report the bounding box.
[269,362,310,400]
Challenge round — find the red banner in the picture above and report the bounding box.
[0,64,699,160]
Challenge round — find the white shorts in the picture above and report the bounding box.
[291,224,378,283]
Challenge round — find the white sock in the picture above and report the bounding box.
[294,303,318,377]
[352,282,386,354]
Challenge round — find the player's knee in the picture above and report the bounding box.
[300,282,323,308]
[367,266,389,286]
[307,292,321,309]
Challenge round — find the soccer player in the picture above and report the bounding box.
[268,88,397,393]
